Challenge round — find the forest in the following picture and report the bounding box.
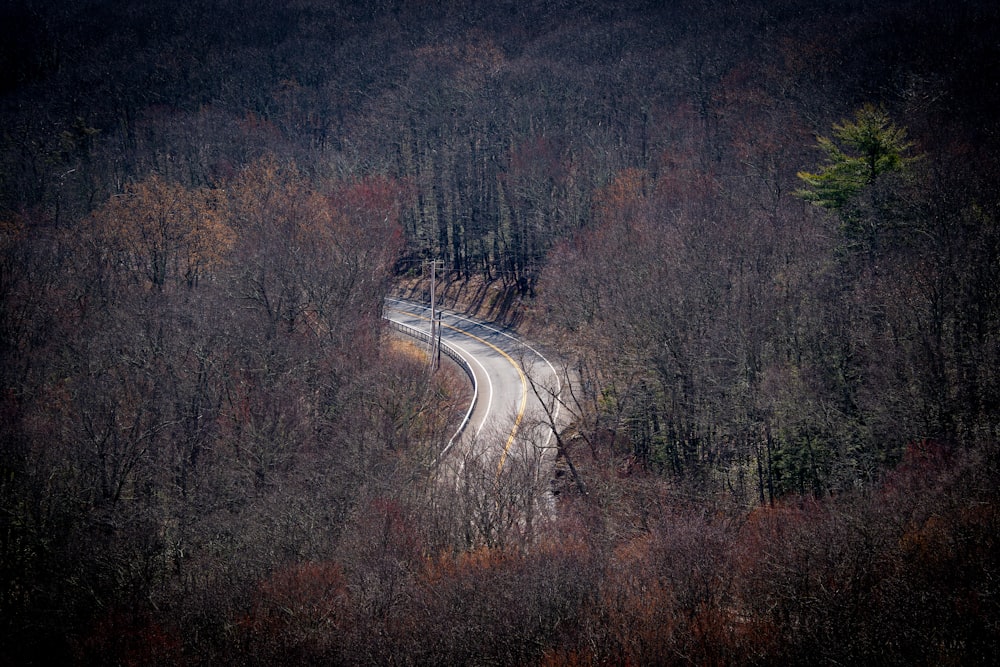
[1,0,998,663]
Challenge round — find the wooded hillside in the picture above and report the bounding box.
[2,0,998,663]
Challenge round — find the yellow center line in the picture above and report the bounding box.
[437,322,527,476]
[388,307,528,475]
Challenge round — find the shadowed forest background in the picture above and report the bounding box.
[2,0,999,663]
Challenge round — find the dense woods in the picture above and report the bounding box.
[2,0,999,663]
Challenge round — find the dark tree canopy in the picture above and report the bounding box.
[1,0,999,664]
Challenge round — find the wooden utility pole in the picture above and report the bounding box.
[428,259,442,371]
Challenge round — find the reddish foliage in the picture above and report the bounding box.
[248,561,349,629]
[77,610,182,667]
[237,561,351,663]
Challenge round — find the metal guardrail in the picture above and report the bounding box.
[386,318,478,460]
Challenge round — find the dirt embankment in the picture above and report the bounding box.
[391,274,530,329]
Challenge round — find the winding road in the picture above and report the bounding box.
[384,297,562,474]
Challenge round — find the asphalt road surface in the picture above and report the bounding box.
[384,297,562,473]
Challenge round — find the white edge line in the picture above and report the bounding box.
[384,311,493,460]
[387,297,562,450]
[445,338,493,440]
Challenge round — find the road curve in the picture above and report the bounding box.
[384,297,561,473]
